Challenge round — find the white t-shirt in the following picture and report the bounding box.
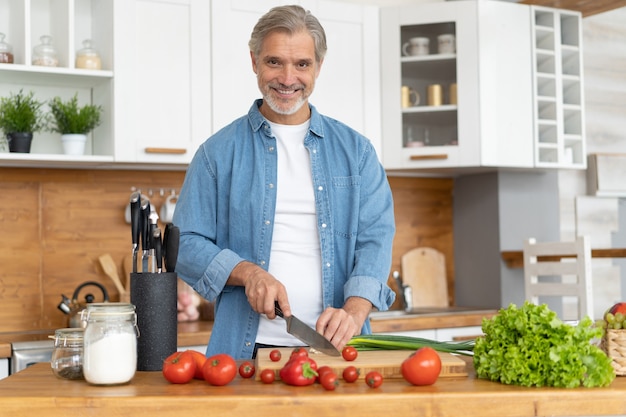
[255,120,323,346]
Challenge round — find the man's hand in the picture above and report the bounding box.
[316,297,372,351]
[228,261,291,318]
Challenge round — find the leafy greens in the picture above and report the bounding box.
[473,302,615,388]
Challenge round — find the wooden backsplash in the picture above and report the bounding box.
[0,168,453,333]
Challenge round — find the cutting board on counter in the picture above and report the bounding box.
[402,247,449,307]
[255,348,467,381]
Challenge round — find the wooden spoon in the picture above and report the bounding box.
[99,254,126,298]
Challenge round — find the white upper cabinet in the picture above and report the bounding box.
[113,0,211,165]
[210,0,382,157]
[380,1,536,172]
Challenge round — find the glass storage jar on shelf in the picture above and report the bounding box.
[32,35,59,67]
[0,33,14,63]
[75,39,102,70]
[50,328,84,380]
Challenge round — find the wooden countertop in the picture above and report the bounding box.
[1,360,626,417]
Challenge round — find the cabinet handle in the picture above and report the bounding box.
[409,154,448,161]
[144,147,187,155]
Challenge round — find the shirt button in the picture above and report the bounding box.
[269,146,275,152]
[265,220,271,225]
[318,186,323,191]
[326,263,331,268]
[260,260,266,266]
[321,223,327,228]
[245,341,251,347]
[269,183,274,189]
[312,149,317,154]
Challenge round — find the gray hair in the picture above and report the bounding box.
[249,5,327,63]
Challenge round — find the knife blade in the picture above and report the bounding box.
[129,191,141,273]
[274,301,341,356]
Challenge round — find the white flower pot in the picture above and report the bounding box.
[61,134,87,155]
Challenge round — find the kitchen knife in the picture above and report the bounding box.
[129,191,141,273]
[164,224,179,273]
[274,301,341,356]
[148,211,159,272]
[140,198,151,272]
[152,228,163,273]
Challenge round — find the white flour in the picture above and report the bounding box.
[83,333,137,385]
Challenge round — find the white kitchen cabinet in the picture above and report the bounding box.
[0,0,115,165]
[210,0,382,156]
[530,6,586,168]
[112,0,211,165]
[0,0,211,168]
[380,1,535,171]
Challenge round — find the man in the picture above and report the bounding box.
[173,5,395,359]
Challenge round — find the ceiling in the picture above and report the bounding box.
[518,0,626,17]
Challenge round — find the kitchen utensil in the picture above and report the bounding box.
[98,253,126,296]
[148,211,159,272]
[129,191,141,273]
[60,281,110,328]
[140,198,151,272]
[255,348,467,381]
[401,247,448,308]
[153,228,163,273]
[273,302,340,356]
[163,224,179,273]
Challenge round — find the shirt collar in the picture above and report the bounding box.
[247,99,325,139]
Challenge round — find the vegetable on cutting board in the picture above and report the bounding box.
[473,301,615,388]
[347,334,475,356]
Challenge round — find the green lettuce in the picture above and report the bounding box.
[473,302,615,388]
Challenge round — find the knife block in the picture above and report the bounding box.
[130,272,178,371]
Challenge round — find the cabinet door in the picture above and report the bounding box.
[113,0,211,165]
[210,0,382,156]
[380,1,534,171]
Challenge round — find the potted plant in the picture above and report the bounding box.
[0,89,46,153]
[47,93,103,155]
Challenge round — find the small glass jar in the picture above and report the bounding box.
[75,39,101,70]
[81,303,138,385]
[50,328,84,380]
[32,35,59,67]
[0,33,14,64]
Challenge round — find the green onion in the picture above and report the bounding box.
[347,334,475,356]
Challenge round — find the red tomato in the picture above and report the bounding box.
[342,365,359,383]
[316,365,333,383]
[202,353,237,386]
[260,369,275,384]
[320,371,339,391]
[238,361,256,379]
[341,346,358,362]
[187,350,208,380]
[401,347,442,386]
[269,349,282,362]
[365,371,383,388]
[162,351,196,384]
[290,347,309,359]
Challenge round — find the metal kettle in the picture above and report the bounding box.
[57,281,110,328]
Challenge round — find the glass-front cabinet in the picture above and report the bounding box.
[380,0,583,172]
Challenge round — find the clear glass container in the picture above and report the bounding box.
[0,33,14,64]
[81,303,138,385]
[50,328,84,380]
[32,35,59,67]
[75,39,102,70]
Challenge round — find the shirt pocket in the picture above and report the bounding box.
[331,176,361,239]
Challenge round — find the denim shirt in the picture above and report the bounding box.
[173,100,396,359]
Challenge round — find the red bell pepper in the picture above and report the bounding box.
[279,355,318,386]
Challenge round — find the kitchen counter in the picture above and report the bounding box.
[1,360,625,417]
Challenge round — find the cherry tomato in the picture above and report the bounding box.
[401,347,442,386]
[269,349,282,362]
[187,350,208,379]
[202,353,237,386]
[342,346,358,362]
[162,351,196,384]
[342,365,359,383]
[365,371,383,388]
[238,361,256,379]
[260,369,275,384]
[316,365,333,383]
[320,371,339,391]
[290,347,309,359]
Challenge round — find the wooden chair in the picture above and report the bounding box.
[523,236,593,321]
[401,247,449,308]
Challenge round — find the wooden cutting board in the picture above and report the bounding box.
[402,247,449,307]
[255,348,467,381]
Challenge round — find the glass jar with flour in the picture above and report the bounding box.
[81,303,138,385]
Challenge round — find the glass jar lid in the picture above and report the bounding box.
[33,35,57,56]
[0,33,12,54]
[51,328,84,347]
[76,39,99,57]
[81,302,136,321]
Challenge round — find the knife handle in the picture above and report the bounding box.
[153,228,163,273]
[274,301,284,318]
[130,192,141,247]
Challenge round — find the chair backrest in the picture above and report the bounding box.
[523,236,593,320]
[401,247,448,308]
